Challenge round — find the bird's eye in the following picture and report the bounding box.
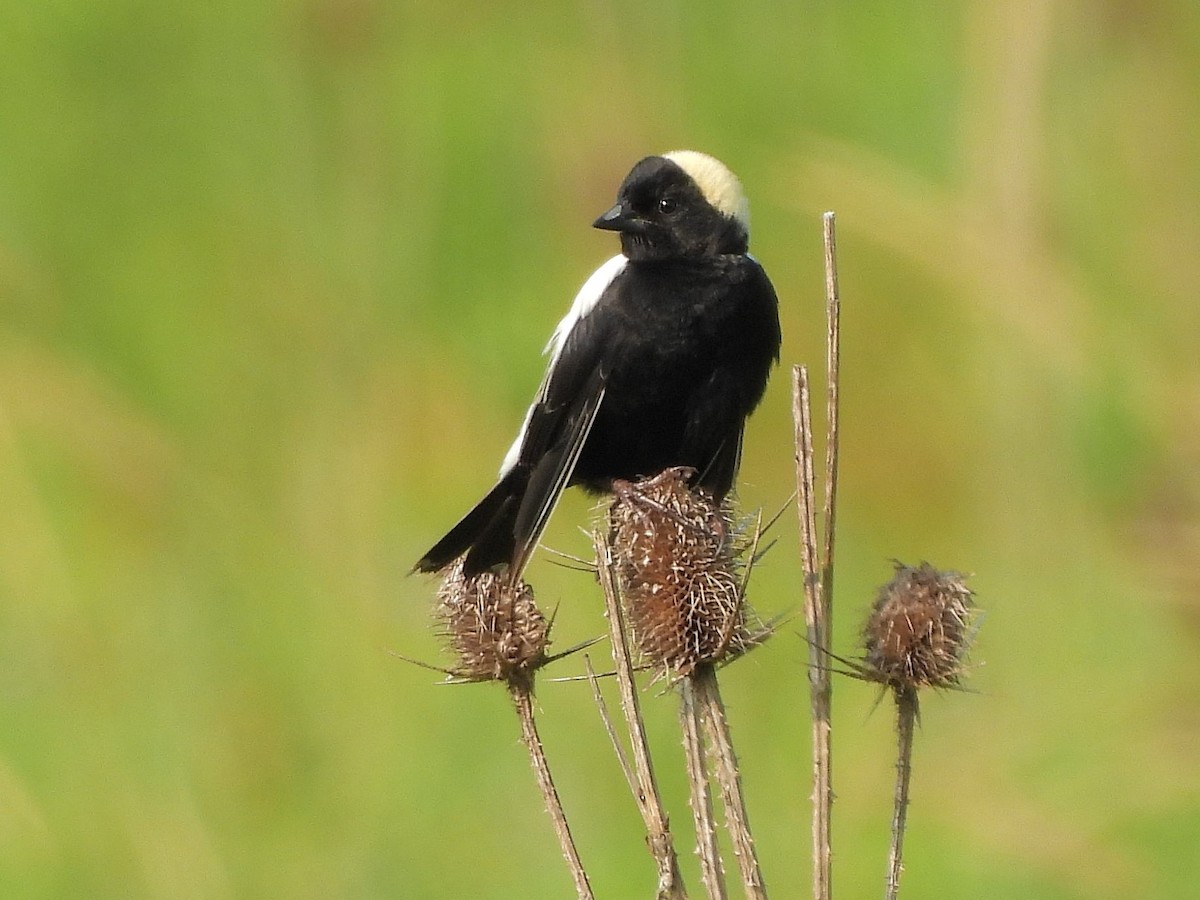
[657,196,678,215]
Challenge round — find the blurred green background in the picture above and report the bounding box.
[2,1,1198,897]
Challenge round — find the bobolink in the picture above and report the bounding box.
[416,151,781,578]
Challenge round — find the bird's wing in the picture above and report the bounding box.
[507,370,606,582]
[497,255,626,582]
[499,255,626,477]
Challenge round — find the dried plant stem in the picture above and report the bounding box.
[595,530,688,900]
[585,655,638,797]
[819,211,841,658]
[691,664,767,899]
[794,211,842,900]
[793,365,833,900]
[510,682,594,900]
[817,212,842,900]
[885,687,918,900]
[821,211,842,603]
[680,678,727,900]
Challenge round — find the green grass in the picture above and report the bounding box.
[1,1,1198,896]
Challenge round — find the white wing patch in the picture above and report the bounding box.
[499,254,627,476]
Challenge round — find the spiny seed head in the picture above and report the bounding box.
[435,559,548,685]
[862,561,977,690]
[607,467,763,677]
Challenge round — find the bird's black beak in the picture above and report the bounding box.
[593,202,639,233]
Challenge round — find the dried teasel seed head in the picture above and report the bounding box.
[607,467,763,677]
[435,559,549,685]
[862,561,977,690]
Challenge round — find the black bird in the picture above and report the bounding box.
[415,151,781,579]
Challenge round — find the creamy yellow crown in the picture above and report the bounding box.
[662,150,750,230]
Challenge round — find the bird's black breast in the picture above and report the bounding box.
[567,254,780,493]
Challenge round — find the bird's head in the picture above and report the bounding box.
[593,150,751,262]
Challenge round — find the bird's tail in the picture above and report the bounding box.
[415,374,606,581]
[412,470,525,577]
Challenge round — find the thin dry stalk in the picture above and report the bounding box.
[510,682,595,900]
[680,678,727,900]
[885,687,918,900]
[691,664,767,899]
[793,365,833,900]
[584,655,638,797]
[793,211,842,900]
[820,213,840,602]
[820,211,841,651]
[595,529,689,900]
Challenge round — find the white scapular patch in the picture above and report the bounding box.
[499,254,628,475]
[663,150,750,231]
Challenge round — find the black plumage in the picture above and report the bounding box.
[416,151,781,579]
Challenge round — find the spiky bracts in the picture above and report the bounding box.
[606,467,764,678]
[435,559,549,686]
[861,561,977,691]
